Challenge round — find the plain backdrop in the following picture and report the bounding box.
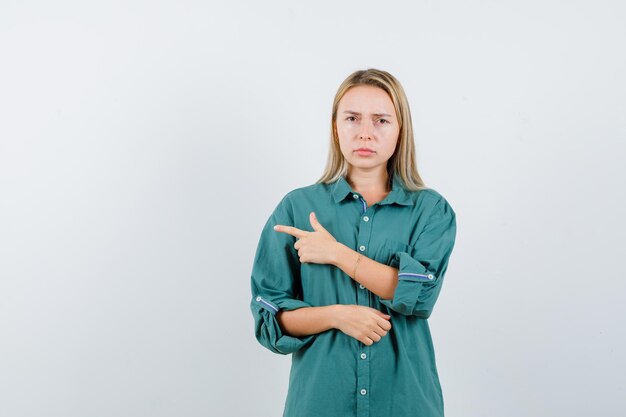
[1,1,625,416]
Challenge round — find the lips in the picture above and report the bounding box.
[355,148,375,156]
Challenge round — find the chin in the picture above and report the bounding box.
[347,159,380,168]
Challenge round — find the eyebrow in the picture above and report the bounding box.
[343,110,393,118]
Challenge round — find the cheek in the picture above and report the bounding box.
[338,139,352,157]
[337,123,355,138]
[336,126,355,148]
[382,132,400,154]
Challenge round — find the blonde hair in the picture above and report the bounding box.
[316,68,427,191]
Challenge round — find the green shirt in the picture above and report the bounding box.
[250,173,457,417]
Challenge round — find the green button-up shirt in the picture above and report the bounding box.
[250,173,457,417]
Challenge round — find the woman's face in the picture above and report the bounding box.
[335,85,400,173]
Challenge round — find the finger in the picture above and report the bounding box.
[378,319,392,331]
[309,212,328,233]
[362,336,374,346]
[373,328,388,339]
[369,332,382,342]
[373,323,389,337]
[374,310,391,319]
[274,224,308,239]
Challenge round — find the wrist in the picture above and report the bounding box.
[331,241,353,269]
[330,241,347,266]
[327,304,344,329]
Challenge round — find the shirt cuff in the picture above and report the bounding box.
[378,251,439,317]
[251,295,316,355]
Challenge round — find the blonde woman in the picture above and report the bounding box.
[250,68,457,417]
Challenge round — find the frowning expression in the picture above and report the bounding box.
[335,85,400,170]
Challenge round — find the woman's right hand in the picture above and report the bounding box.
[332,305,392,345]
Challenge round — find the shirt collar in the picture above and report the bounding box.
[331,173,413,206]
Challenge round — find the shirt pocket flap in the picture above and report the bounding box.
[374,239,412,267]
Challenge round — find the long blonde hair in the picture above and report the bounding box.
[316,68,427,191]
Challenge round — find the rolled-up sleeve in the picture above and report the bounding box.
[379,197,457,318]
[250,195,316,354]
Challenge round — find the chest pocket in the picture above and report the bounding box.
[373,239,413,268]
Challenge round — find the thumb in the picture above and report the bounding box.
[309,211,327,232]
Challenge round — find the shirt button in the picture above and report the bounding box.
[359,284,365,289]
[359,245,366,251]
[360,353,367,360]
[360,389,367,395]
[353,194,359,199]
[255,296,261,302]
[363,216,369,222]
[428,274,434,279]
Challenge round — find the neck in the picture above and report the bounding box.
[346,167,390,194]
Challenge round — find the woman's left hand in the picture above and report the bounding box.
[274,212,339,265]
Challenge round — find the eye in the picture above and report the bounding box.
[346,116,357,122]
[379,118,389,124]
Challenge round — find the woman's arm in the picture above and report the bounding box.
[273,213,400,301]
[276,305,338,337]
[277,304,392,346]
[332,243,399,300]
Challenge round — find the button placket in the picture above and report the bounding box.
[354,195,372,417]
[355,199,373,307]
[354,196,374,301]
[356,341,371,414]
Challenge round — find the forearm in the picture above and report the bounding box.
[276,305,339,337]
[332,242,399,300]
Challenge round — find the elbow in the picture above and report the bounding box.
[378,285,437,318]
[382,301,432,318]
[254,313,306,355]
[251,296,315,355]
[411,307,433,319]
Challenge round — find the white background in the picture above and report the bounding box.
[1,1,625,416]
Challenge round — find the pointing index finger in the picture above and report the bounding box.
[273,224,308,239]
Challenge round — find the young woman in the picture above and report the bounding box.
[250,68,457,417]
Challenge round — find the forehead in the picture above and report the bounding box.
[338,85,395,114]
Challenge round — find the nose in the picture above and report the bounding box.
[358,119,374,141]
